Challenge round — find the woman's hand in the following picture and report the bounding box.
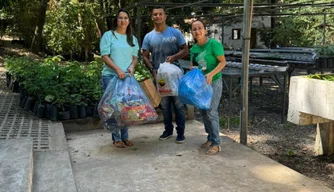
[205,72,214,85]
[127,64,134,76]
[116,68,126,79]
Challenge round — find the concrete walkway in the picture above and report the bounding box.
[67,120,333,192]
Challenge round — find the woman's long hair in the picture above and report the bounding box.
[111,8,135,47]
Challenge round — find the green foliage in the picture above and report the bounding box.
[3,0,40,45]
[283,122,293,129]
[134,62,153,82]
[315,45,334,57]
[270,0,334,46]
[2,0,334,57]
[287,149,296,156]
[308,74,334,81]
[4,56,103,108]
[44,1,100,60]
[219,116,240,129]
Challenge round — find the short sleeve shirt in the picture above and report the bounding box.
[100,31,139,76]
[142,27,186,69]
[190,38,224,81]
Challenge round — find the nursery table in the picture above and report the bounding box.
[179,60,288,130]
[221,67,288,130]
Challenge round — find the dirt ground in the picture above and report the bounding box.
[1,39,334,190]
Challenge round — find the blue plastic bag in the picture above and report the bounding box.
[98,76,158,126]
[178,68,213,110]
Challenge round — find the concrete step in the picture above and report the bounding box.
[32,121,78,192]
[32,150,77,192]
[0,138,34,192]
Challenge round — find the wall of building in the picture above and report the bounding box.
[203,16,271,50]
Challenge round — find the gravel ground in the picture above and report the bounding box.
[1,42,334,190]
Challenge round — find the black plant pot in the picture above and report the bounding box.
[11,80,20,93]
[33,101,39,115]
[327,57,333,68]
[58,110,71,120]
[46,104,58,121]
[20,96,28,108]
[45,104,51,119]
[319,57,328,68]
[70,105,79,119]
[93,104,100,118]
[24,97,36,111]
[86,106,94,117]
[20,91,27,107]
[37,103,46,118]
[78,105,86,118]
[5,72,11,87]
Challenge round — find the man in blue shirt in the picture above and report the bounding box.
[142,6,189,144]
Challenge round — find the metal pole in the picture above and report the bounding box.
[240,0,254,145]
[221,17,225,45]
[136,5,142,47]
[323,14,326,45]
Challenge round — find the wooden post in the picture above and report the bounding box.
[240,0,254,145]
[314,121,334,156]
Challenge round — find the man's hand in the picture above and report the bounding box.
[152,69,157,80]
[166,55,176,63]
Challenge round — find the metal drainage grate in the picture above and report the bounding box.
[0,92,50,150]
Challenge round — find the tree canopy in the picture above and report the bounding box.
[0,0,333,60]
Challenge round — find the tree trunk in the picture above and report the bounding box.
[97,0,106,33]
[31,0,48,54]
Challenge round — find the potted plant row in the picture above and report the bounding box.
[5,56,103,121]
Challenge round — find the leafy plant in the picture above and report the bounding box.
[308,74,334,81]
[134,62,153,82]
[4,56,104,111]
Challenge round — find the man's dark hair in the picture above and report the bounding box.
[152,6,167,14]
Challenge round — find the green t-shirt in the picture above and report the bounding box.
[190,38,224,82]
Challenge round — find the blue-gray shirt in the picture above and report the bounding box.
[142,27,186,69]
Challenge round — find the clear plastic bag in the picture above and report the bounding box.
[156,62,183,97]
[98,76,117,122]
[98,76,158,126]
[178,68,213,110]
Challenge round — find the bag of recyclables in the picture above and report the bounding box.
[156,62,183,97]
[178,68,213,110]
[98,76,158,127]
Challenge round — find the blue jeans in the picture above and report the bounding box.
[160,96,186,136]
[102,75,129,142]
[200,78,222,146]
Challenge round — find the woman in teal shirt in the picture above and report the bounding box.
[100,9,139,148]
[190,20,226,155]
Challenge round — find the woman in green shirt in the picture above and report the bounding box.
[190,20,226,155]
